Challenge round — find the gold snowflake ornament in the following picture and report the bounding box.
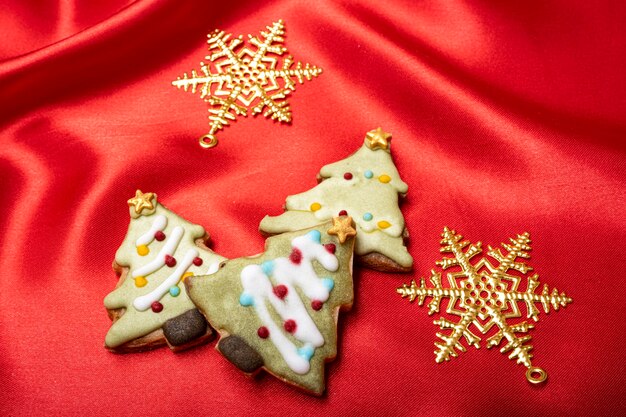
[172,20,323,148]
[397,227,572,384]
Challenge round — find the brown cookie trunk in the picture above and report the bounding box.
[217,335,264,374]
[163,309,211,348]
[105,237,215,353]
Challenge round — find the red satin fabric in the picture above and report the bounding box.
[1,1,625,415]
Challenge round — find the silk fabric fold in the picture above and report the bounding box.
[1,1,624,415]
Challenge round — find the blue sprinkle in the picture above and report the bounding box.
[307,230,322,243]
[363,212,373,221]
[261,260,275,275]
[169,286,181,297]
[364,170,373,179]
[298,345,315,361]
[239,293,254,307]
[322,278,335,291]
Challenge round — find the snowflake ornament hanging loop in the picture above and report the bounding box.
[397,227,572,384]
[172,20,323,148]
[199,133,219,149]
[526,366,547,384]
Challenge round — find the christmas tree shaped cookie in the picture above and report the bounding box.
[260,127,412,272]
[185,218,356,395]
[104,190,226,352]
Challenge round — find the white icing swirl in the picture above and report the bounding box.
[240,232,338,374]
[133,248,198,311]
[131,226,184,278]
[135,214,167,246]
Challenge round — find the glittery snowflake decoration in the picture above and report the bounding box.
[397,227,572,383]
[172,20,323,148]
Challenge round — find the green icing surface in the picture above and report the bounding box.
[104,202,225,348]
[260,140,412,268]
[187,223,354,394]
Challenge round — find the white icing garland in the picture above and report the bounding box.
[240,231,338,374]
[131,226,184,278]
[133,248,199,311]
[206,262,221,275]
[135,214,167,246]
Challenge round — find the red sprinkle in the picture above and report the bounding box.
[154,231,166,241]
[344,172,353,180]
[165,255,176,267]
[311,300,323,311]
[324,243,336,254]
[284,320,297,333]
[338,210,348,216]
[257,326,270,339]
[289,248,302,264]
[151,301,163,313]
[273,285,288,299]
[193,257,203,266]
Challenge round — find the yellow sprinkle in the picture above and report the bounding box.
[378,174,391,183]
[135,276,147,287]
[182,272,194,282]
[378,220,391,229]
[137,245,149,256]
[310,202,322,212]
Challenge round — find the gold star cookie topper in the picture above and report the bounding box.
[365,127,391,150]
[327,216,357,243]
[127,190,156,215]
[172,20,323,149]
[397,228,572,384]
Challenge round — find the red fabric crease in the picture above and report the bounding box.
[1,0,625,415]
